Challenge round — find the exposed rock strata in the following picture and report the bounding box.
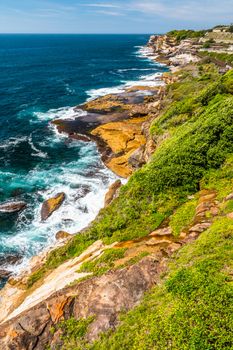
[0,257,165,349]
[52,88,161,177]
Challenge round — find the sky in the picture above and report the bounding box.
[0,0,232,34]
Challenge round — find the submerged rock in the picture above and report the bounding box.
[0,201,26,213]
[41,193,65,221]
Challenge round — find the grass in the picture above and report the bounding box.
[169,199,197,236]
[49,316,94,350]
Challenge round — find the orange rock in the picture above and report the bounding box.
[199,192,216,202]
[227,212,233,219]
[91,117,146,178]
[47,296,70,323]
[41,192,65,221]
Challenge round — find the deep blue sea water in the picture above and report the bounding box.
[0,34,167,276]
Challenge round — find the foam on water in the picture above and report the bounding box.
[33,106,87,122]
[87,72,164,100]
[0,138,118,274]
[87,46,165,100]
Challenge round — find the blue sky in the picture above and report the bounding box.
[0,0,232,33]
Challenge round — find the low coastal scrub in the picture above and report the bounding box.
[199,51,233,66]
[167,29,206,41]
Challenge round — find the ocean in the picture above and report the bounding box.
[0,34,167,279]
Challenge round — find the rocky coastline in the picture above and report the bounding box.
[0,33,184,316]
[52,76,165,178]
[0,29,232,349]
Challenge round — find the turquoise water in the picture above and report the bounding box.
[0,34,167,275]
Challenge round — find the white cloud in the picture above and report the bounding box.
[129,0,233,22]
[95,10,124,16]
[85,3,120,8]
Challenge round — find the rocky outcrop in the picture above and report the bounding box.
[91,117,147,177]
[0,257,164,349]
[55,231,72,241]
[0,201,26,213]
[41,193,65,221]
[0,185,227,349]
[104,180,122,206]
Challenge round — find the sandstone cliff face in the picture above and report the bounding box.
[91,117,147,178]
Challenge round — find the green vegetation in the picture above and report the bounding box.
[170,199,197,236]
[52,316,94,350]
[91,217,233,350]
[199,51,233,66]
[167,29,206,41]
[202,39,215,49]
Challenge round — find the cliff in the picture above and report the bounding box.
[0,29,233,350]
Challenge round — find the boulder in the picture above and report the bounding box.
[128,146,145,169]
[104,180,122,207]
[41,193,65,221]
[149,227,172,237]
[0,201,26,213]
[55,231,72,241]
[0,253,23,266]
[189,222,211,233]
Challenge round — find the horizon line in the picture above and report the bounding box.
[0,32,162,35]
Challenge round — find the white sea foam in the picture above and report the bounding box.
[65,83,76,95]
[0,136,28,150]
[87,45,165,100]
[28,134,48,159]
[33,106,87,123]
[87,71,164,100]
[117,68,159,73]
[86,85,126,100]
[0,145,119,274]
